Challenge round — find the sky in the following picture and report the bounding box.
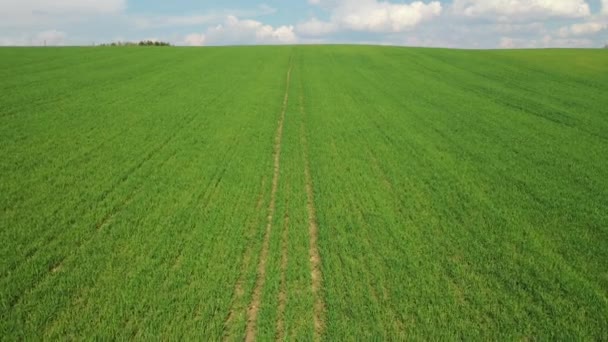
[0,0,607,48]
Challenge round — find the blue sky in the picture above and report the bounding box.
[0,0,607,48]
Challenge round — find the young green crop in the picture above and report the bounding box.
[1,45,607,339]
[300,46,608,339]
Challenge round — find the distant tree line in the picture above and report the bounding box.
[99,40,171,47]
[138,40,171,46]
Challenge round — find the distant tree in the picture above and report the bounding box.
[99,40,171,47]
[604,43,608,49]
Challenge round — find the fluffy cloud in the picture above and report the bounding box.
[131,5,277,30]
[453,0,590,20]
[0,0,605,48]
[296,18,338,36]
[1,0,126,14]
[499,36,533,48]
[554,0,608,38]
[493,22,546,34]
[184,16,296,46]
[36,29,67,45]
[0,29,66,46]
[0,0,126,26]
[559,22,607,36]
[184,33,206,46]
[298,0,442,36]
[134,15,220,30]
[500,34,593,48]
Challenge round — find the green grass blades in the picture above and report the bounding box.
[1,46,607,339]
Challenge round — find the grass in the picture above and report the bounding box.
[1,45,607,340]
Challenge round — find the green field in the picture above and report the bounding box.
[1,46,607,340]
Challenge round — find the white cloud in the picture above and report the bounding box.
[0,0,605,48]
[493,22,546,34]
[296,18,338,36]
[499,37,520,48]
[0,0,126,27]
[453,0,591,20]
[559,21,607,36]
[184,33,206,46]
[555,0,608,39]
[339,1,442,32]
[299,0,442,36]
[0,29,66,46]
[1,0,126,14]
[131,5,277,29]
[0,35,29,46]
[500,34,593,48]
[183,16,297,46]
[36,29,67,45]
[134,15,219,30]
